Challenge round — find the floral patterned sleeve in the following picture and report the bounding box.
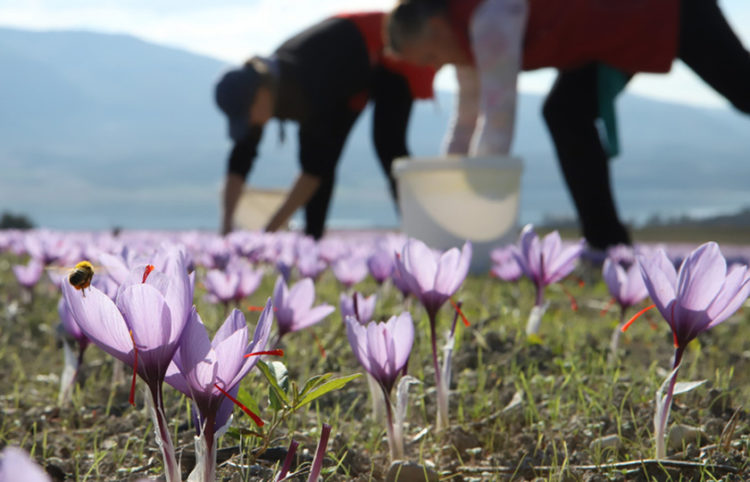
[468,0,528,156]
[443,66,480,154]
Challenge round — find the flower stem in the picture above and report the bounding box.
[429,313,448,431]
[380,385,403,460]
[655,346,685,459]
[608,306,627,365]
[148,383,180,482]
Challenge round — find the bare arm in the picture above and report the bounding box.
[221,173,245,235]
[264,172,321,232]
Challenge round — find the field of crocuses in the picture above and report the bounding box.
[1,227,749,481]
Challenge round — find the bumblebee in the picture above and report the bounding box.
[68,261,95,296]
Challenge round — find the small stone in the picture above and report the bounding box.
[386,460,439,482]
[589,434,622,453]
[668,424,707,451]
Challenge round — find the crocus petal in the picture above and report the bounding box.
[544,241,583,284]
[117,284,172,352]
[675,242,726,312]
[388,312,414,371]
[706,264,750,328]
[214,308,247,346]
[62,282,133,365]
[345,316,371,373]
[213,329,249,388]
[402,239,438,292]
[638,250,677,321]
[287,278,315,312]
[292,304,335,332]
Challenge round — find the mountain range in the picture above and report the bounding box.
[1,26,749,231]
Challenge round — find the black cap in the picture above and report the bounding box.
[215,64,260,142]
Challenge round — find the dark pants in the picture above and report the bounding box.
[543,0,750,250]
[304,67,414,239]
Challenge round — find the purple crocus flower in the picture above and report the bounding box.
[630,242,750,458]
[272,276,335,339]
[165,301,274,481]
[395,238,471,430]
[511,224,584,335]
[339,292,376,324]
[297,251,327,280]
[603,257,649,361]
[513,224,584,301]
[603,258,649,311]
[490,245,522,282]
[367,250,394,285]
[395,239,472,320]
[203,262,263,306]
[12,258,44,290]
[0,447,50,482]
[62,246,194,482]
[345,312,414,459]
[332,255,369,290]
[638,242,750,352]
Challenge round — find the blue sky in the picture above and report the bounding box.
[1,0,748,108]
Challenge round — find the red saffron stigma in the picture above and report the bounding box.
[244,349,284,358]
[128,330,138,406]
[312,332,326,358]
[673,330,679,348]
[142,264,155,283]
[214,383,264,427]
[621,304,656,332]
[561,286,578,312]
[599,298,616,316]
[450,298,470,327]
[247,305,278,312]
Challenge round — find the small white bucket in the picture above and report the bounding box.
[392,155,523,272]
[233,187,288,231]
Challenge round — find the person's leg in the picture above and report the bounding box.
[678,0,750,114]
[304,174,334,239]
[543,63,631,250]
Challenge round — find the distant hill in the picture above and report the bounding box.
[1,26,749,231]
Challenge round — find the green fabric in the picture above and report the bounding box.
[597,65,628,159]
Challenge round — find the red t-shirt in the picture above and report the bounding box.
[337,11,437,99]
[450,0,680,74]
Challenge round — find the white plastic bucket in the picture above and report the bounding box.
[233,187,288,231]
[392,155,523,272]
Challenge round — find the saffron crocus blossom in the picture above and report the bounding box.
[490,245,522,282]
[332,255,369,290]
[297,251,327,280]
[602,257,649,361]
[273,276,335,339]
[12,258,44,290]
[511,224,584,335]
[339,292,376,324]
[346,312,414,459]
[0,447,51,482]
[203,263,263,307]
[395,238,471,430]
[631,242,750,458]
[367,249,394,285]
[165,302,274,482]
[62,247,194,482]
